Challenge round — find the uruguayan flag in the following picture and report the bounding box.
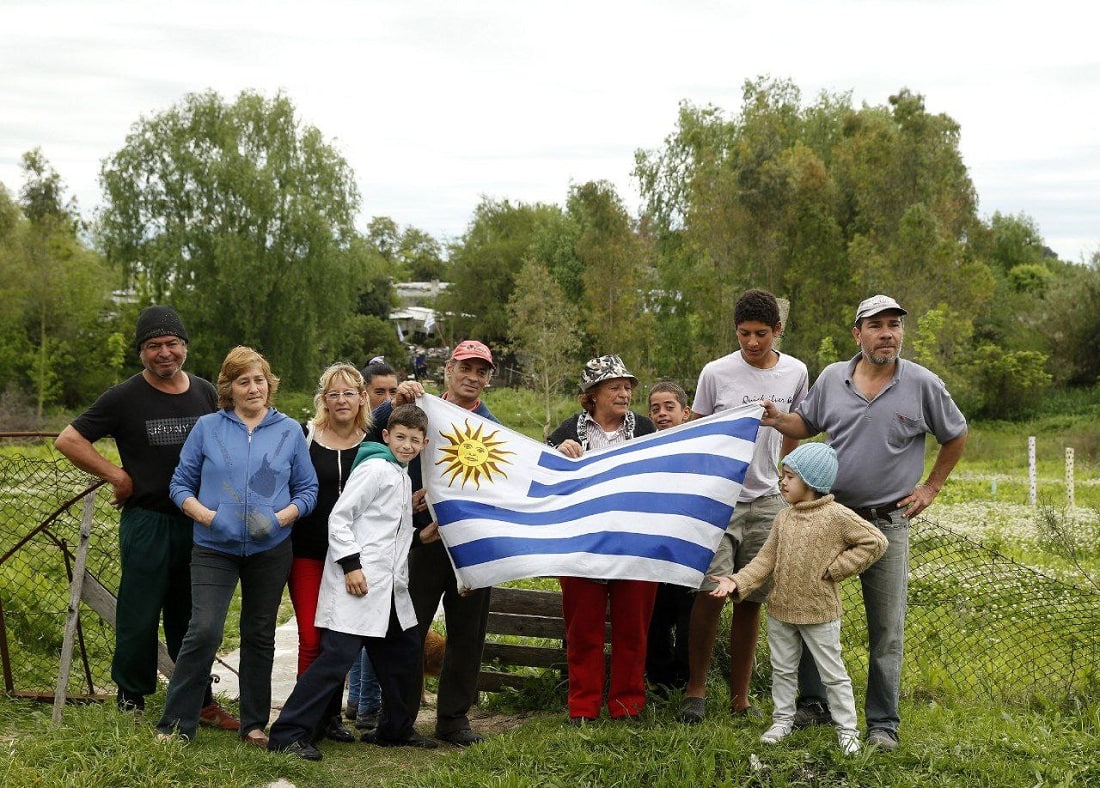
[417,394,760,590]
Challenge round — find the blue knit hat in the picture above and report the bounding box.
[781,443,838,494]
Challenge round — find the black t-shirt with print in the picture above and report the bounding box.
[70,372,217,514]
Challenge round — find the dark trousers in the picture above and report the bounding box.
[406,541,492,736]
[156,540,291,740]
[269,605,420,748]
[646,582,695,691]
[113,507,195,703]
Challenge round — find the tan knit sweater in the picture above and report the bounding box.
[729,495,888,625]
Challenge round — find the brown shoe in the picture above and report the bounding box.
[199,700,241,731]
[243,729,269,748]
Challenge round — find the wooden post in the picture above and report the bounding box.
[774,297,791,351]
[1065,447,1075,508]
[53,493,95,724]
[1028,436,1037,507]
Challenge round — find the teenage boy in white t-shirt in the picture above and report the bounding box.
[677,289,809,723]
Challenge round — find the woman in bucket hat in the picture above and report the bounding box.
[547,355,656,723]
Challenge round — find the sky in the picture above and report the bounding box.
[2,0,1097,262]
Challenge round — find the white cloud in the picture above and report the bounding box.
[1,0,1096,259]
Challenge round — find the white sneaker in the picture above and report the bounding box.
[838,732,861,755]
[760,723,792,744]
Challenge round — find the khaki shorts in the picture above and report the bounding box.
[698,493,786,602]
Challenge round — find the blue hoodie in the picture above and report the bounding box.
[170,407,318,556]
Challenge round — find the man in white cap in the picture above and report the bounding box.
[55,306,238,730]
[761,294,967,751]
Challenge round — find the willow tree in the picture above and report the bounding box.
[98,90,362,385]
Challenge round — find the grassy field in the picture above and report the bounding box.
[2,386,1099,785]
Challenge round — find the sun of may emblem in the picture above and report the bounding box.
[436,419,514,489]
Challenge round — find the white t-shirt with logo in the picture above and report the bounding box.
[692,350,809,502]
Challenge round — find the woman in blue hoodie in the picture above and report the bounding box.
[156,346,318,746]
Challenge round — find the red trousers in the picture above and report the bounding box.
[287,556,324,676]
[559,577,657,719]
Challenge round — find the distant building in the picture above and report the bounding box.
[394,280,449,307]
[389,305,438,340]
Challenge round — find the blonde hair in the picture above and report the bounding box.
[216,346,279,409]
[310,362,372,433]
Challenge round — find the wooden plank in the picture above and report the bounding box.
[481,641,565,669]
[80,570,175,677]
[54,494,95,724]
[476,670,558,693]
[489,587,564,617]
[486,612,565,640]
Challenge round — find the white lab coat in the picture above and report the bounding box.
[315,456,417,637]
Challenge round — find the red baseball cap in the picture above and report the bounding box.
[449,340,495,368]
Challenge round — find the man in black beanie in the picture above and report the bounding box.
[55,306,239,730]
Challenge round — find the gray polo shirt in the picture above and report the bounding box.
[796,355,967,510]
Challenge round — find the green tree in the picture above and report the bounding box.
[567,181,652,365]
[967,344,1052,419]
[13,151,113,417]
[98,90,362,386]
[437,198,569,347]
[507,259,581,437]
[635,78,998,382]
[1044,254,1100,386]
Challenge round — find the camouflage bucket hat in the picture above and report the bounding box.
[579,355,639,392]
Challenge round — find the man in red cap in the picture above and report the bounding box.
[368,340,498,747]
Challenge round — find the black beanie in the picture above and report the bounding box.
[134,306,189,350]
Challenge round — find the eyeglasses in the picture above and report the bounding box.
[324,390,361,401]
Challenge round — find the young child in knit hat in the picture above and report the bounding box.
[708,442,888,755]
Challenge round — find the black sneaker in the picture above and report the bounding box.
[361,729,439,749]
[867,728,899,751]
[355,710,380,730]
[435,728,484,747]
[325,716,356,743]
[271,738,323,761]
[792,701,833,728]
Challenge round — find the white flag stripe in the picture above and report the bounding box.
[529,431,757,480]
[438,471,745,517]
[439,510,723,549]
[456,554,706,591]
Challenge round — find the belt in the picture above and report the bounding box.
[852,507,892,523]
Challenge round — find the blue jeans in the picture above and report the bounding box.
[799,509,908,735]
[347,648,382,715]
[156,540,292,740]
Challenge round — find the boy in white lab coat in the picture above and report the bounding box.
[269,405,434,759]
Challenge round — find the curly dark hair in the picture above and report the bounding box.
[733,289,781,328]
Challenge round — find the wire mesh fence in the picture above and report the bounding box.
[2,451,1099,705]
[0,453,120,697]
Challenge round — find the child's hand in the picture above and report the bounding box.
[708,575,737,598]
[345,569,368,597]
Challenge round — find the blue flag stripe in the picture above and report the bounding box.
[434,491,735,528]
[537,417,761,471]
[448,531,717,572]
[527,453,749,498]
